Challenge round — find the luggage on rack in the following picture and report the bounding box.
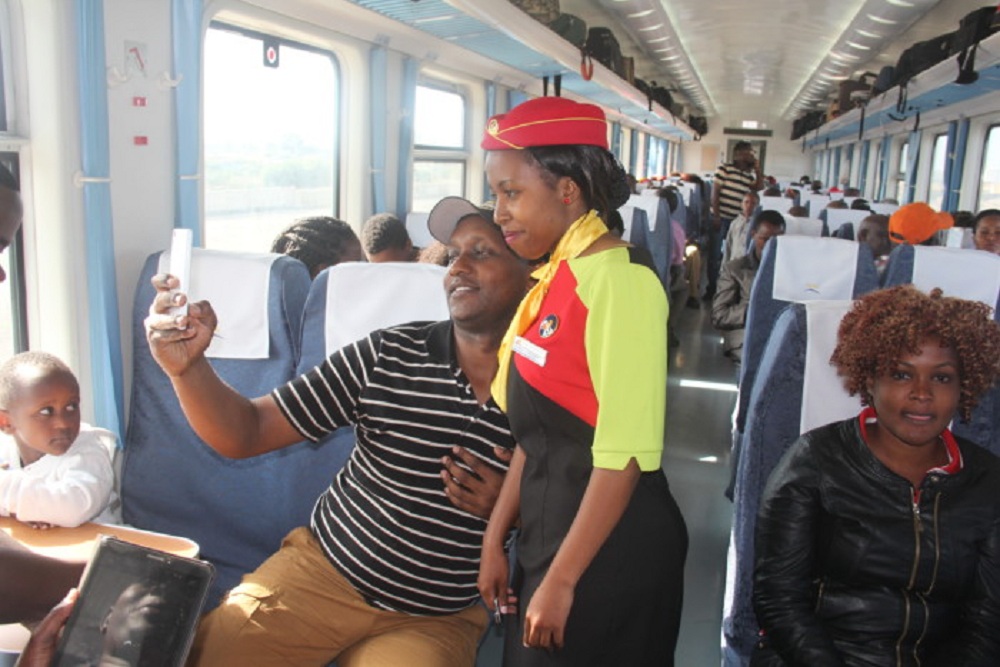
[586,27,624,77]
[648,81,673,110]
[689,116,708,136]
[621,56,635,84]
[508,0,560,25]
[894,32,954,86]
[872,65,897,95]
[951,6,1000,83]
[838,79,870,111]
[950,6,1000,56]
[549,12,587,47]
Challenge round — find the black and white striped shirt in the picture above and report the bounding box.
[714,162,757,219]
[272,321,514,615]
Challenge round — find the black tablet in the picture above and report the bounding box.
[51,535,214,667]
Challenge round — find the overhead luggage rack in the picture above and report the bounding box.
[347,0,694,140]
[804,32,1000,148]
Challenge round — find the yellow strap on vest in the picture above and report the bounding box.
[491,210,608,412]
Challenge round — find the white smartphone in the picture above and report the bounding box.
[168,228,193,316]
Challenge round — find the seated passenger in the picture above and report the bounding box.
[270,216,363,278]
[825,199,847,210]
[417,240,449,266]
[973,209,1000,255]
[723,191,760,265]
[843,187,861,197]
[849,197,870,211]
[0,352,119,528]
[360,212,416,263]
[857,214,891,271]
[889,202,953,247]
[786,205,808,218]
[711,211,785,363]
[763,185,781,197]
[145,200,531,666]
[952,210,975,229]
[753,285,1000,666]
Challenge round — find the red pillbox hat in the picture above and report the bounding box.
[482,97,608,151]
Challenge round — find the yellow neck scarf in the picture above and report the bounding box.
[491,210,608,412]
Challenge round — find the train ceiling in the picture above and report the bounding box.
[579,0,987,128]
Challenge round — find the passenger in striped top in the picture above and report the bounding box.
[707,141,764,301]
[144,204,531,667]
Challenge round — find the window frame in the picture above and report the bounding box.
[977,123,1000,211]
[926,132,948,209]
[202,22,343,252]
[412,80,469,206]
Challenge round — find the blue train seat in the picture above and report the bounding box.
[627,193,672,289]
[724,300,861,666]
[122,250,339,607]
[295,260,450,482]
[882,244,1000,453]
[734,237,878,437]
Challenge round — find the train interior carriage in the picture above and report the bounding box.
[2,0,1000,665]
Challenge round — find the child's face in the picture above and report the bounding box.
[0,369,81,463]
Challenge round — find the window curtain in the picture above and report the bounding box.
[858,140,870,196]
[483,81,496,200]
[832,147,842,188]
[944,119,969,212]
[629,130,639,177]
[905,130,922,204]
[877,135,892,201]
[75,0,124,438]
[610,121,622,161]
[395,57,417,219]
[370,45,387,214]
[172,0,202,236]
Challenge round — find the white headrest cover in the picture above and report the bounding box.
[911,246,1000,309]
[784,217,824,237]
[323,262,449,354]
[159,249,276,359]
[628,193,661,232]
[405,212,433,249]
[772,236,858,302]
[801,300,863,434]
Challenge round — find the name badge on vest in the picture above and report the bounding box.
[513,335,547,367]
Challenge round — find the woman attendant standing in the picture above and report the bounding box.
[753,285,1000,666]
[476,97,688,666]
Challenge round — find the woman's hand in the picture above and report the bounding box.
[144,273,218,378]
[523,576,574,650]
[478,542,510,623]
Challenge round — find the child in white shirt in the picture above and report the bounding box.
[0,351,119,527]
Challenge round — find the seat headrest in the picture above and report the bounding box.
[800,300,862,434]
[771,237,859,302]
[405,211,433,249]
[322,262,449,355]
[783,217,823,237]
[158,249,277,359]
[911,246,1000,309]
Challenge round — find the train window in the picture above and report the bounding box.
[927,133,947,209]
[895,142,910,203]
[203,25,339,253]
[412,84,467,211]
[979,125,1000,210]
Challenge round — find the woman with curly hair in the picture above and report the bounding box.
[474,96,688,666]
[752,285,1000,667]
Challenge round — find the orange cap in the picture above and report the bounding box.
[889,203,953,245]
[482,97,608,151]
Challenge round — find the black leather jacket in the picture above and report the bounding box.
[752,414,1000,667]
